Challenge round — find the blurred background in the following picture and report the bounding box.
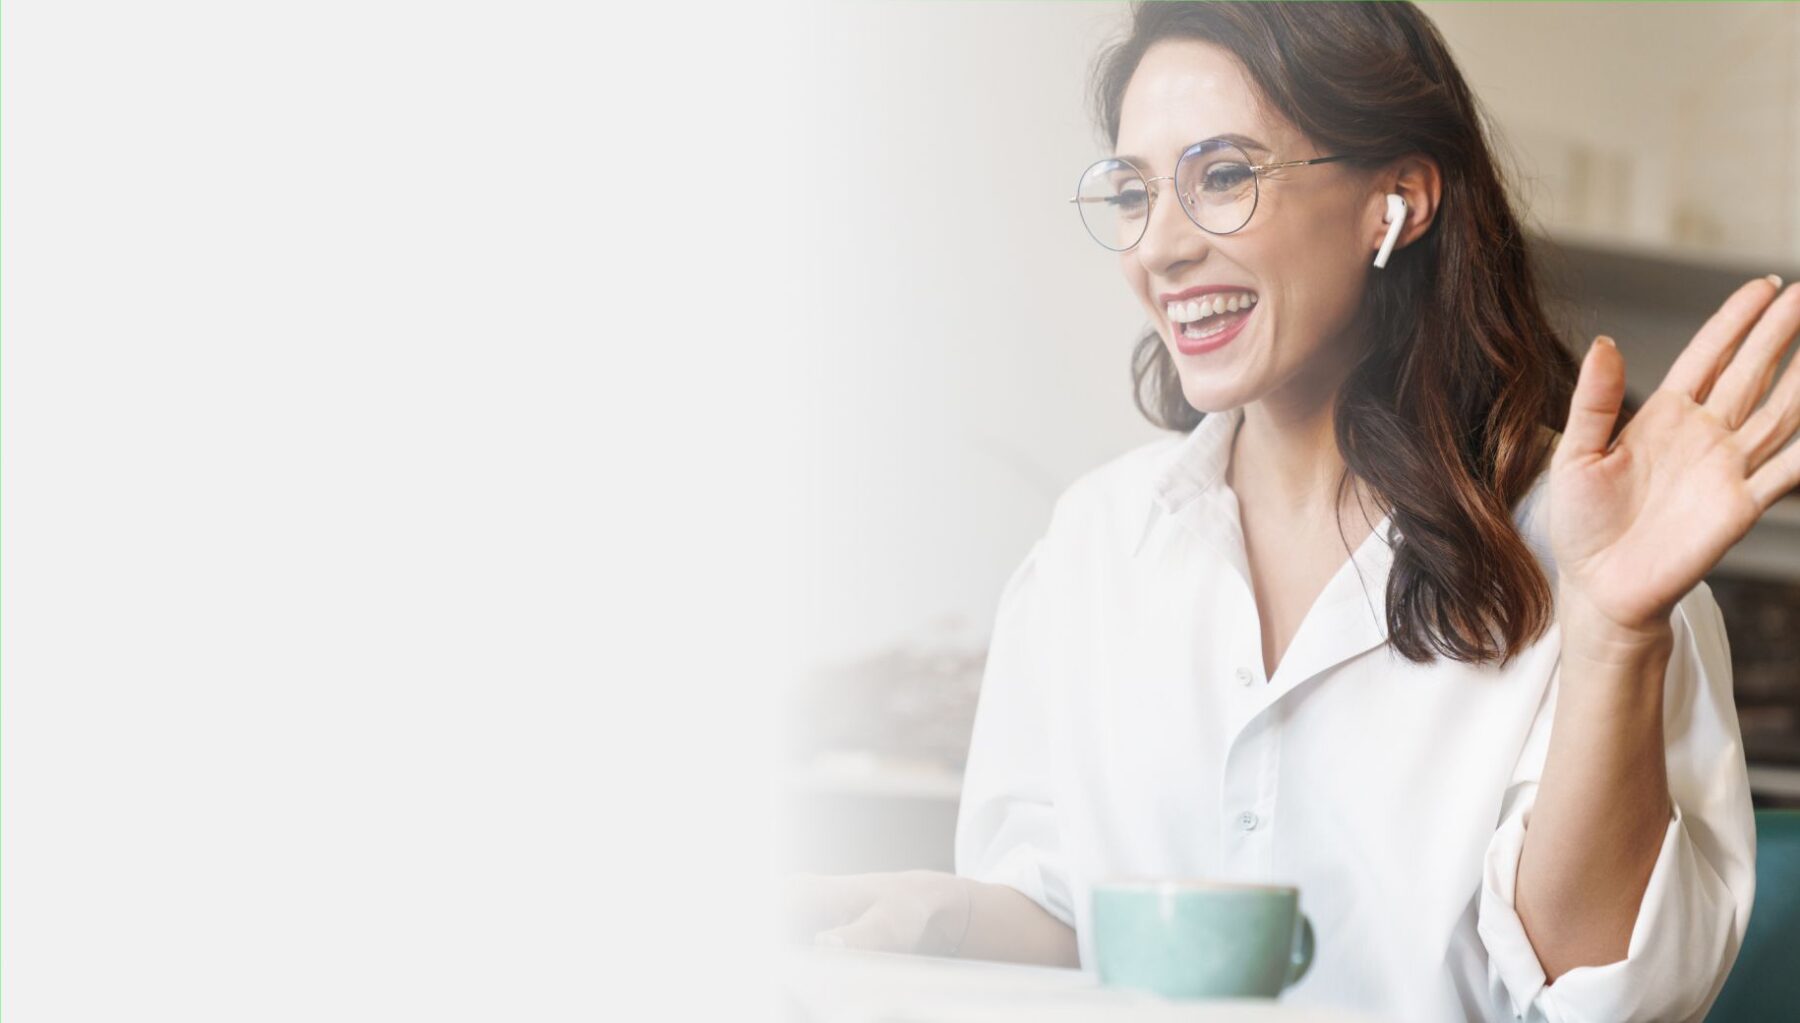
[782,1,1800,879]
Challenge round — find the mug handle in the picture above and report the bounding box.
[1283,912,1314,989]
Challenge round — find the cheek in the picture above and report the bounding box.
[1120,264,1159,319]
[1264,234,1363,330]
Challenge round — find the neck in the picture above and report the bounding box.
[1222,316,1387,528]
[1226,368,1379,532]
[1228,397,1347,515]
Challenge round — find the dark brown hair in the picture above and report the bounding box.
[1091,1,1580,666]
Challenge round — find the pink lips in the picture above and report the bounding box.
[1173,304,1253,355]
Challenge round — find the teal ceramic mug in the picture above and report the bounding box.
[1091,879,1314,999]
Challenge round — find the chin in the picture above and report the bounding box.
[1163,353,1239,410]
[1177,378,1250,417]
[1161,331,1261,416]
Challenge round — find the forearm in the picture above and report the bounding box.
[939,874,1080,968]
[1515,588,1676,982]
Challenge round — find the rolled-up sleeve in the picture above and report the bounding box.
[953,537,1076,930]
[1476,582,1757,1022]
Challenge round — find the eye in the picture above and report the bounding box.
[1201,163,1254,192]
[1110,190,1149,215]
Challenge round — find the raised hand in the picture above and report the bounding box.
[1548,275,1800,639]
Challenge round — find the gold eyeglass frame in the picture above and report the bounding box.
[1069,137,1352,250]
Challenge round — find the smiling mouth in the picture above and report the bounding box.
[1176,309,1250,341]
[1165,292,1258,340]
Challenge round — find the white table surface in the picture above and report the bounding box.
[779,945,1390,1023]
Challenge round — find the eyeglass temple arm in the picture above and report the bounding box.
[1250,155,1351,172]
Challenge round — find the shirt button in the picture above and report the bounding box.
[1238,810,1259,831]
[1235,666,1253,686]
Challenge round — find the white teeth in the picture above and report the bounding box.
[1165,292,1257,325]
[1182,317,1232,340]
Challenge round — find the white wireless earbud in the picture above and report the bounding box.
[1373,193,1408,268]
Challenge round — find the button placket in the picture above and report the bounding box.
[1221,714,1271,877]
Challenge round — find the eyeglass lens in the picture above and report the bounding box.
[1075,139,1259,251]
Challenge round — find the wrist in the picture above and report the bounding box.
[907,870,974,957]
[1557,584,1675,669]
[940,875,974,957]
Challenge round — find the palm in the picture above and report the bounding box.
[1548,276,1800,634]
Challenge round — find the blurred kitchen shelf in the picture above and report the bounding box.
[1537,228,1800,314]
[1717,496,1800,584]
[788,750,963,802]
[1762,497,1800,529]
[1748,764,1800,801]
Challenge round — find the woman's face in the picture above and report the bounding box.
[1114,39,1381,416]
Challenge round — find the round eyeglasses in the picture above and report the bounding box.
[1069,138,1352,251]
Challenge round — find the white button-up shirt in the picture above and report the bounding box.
[953,404,1756,1023]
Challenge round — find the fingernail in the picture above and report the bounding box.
[1767,274,1784,289]
[1598,336,1615,349]
[815,933,844,948]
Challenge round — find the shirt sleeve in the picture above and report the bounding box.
[1475,581,1758,1022]
[953,536,1077,931]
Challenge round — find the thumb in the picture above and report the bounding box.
[1560,336,1627,461]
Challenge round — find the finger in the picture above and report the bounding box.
[784,872,871,938]
[1662,275,1784,404]
[1738,328,1800,471]
[814,906,904,952]
[1558,336,1627,461]
[1748,435,1800,510]
[1705,281,1800,428]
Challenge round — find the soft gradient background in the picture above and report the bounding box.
[3,1,816,1019]
[7,2,1800,1020]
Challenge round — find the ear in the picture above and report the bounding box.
[1368,154,1442,256]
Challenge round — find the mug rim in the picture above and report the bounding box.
[1092,876,1299,895]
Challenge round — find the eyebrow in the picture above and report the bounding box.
[1114,133,1273,166]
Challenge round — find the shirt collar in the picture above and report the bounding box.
[1134,406,1246,559]
[1150,406,1246,511]
[1130,403,1400,683]
[1129,404,1397,578]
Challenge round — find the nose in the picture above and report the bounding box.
[1134,175,1212,274]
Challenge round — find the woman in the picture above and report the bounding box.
[787,4,1783,1020]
